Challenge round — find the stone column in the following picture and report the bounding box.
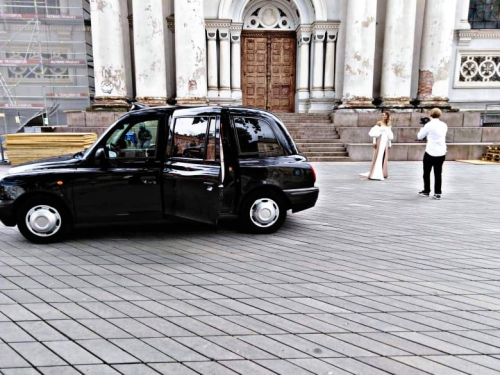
[174,0,207,104]
[324,29,338,99]
[380,0,417,107]
[132,0,167,105]
[416,0,457,108]
[219,28,231,98]
[90,0,133,108]
[341,0,377,108]
[296,26,311,103]
[296,27,311,113]
[230,25,243,101]
[206,28,218,98]
[311,28,325,99]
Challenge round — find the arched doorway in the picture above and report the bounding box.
[239,2,299,113]
[242,31,296,112]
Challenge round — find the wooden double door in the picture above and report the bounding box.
[242,32,296,113]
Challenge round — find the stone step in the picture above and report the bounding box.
[302,151,348,157]
[295,139,343,143]
[296,143,344,149]
[306,156,351,162]
[299,146,347,152]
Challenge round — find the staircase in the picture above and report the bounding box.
[277,113,349,162]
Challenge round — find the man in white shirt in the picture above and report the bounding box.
[417,108,448,200]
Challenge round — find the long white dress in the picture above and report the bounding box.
[360,125,394,180]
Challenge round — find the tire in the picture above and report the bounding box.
[16,196,71,244]
[239,190,287,234]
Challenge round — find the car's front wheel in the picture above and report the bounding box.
[16,196,71,244]
[239,190,287,234]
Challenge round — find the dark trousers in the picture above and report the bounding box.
[423,152,446,194]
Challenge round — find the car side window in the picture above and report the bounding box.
[171,117,209,159]
[233,117,284,157]
[106,118,159,159]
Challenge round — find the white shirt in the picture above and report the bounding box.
[417,118,447,156]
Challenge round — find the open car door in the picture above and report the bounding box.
[162,109,222,224]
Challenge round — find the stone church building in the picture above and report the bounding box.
[90,0,500,113]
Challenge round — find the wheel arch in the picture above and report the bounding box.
[12,192,74,225]
[238,185,291,214]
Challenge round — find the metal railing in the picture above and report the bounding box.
[481,104,500,127]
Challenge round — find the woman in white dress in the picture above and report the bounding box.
[360,111,394,180]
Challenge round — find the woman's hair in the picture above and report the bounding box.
[380,111,391,126]
[429,108,442,118]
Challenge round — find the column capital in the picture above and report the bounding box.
[296,25,312,44]
[206,28,217,40]
[326,29,338,43]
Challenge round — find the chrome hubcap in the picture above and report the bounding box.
[249,198,279,228]
[26,205,62,237]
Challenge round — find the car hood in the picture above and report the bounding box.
[7,154,81,175]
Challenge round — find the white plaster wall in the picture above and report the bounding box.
[326,0,341,20]
[205,0,220,18]
[334,0,347,100]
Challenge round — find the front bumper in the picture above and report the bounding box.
[283,187,319,213]
[0,199,16,226]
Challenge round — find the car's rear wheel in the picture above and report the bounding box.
[16,196,71,244]
[239,190,287,234]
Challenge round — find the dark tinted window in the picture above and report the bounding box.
[234,117,284,157]
[469,0,500,29]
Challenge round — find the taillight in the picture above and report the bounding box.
[310,165,316,182]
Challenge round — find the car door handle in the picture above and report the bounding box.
[204,181,214,191]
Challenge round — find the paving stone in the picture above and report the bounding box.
[322,358,390,375]
[75,364,122,374]
[194,316,255,335]
[39,365,85,374]
[164,316,228,336]
[250,359,314,374]
[357,357,431,375]
[48,320,101,340]
[76,339,140,364]
[330,333,411,356]
[395,356,474,375]
[110,338,174,362]
[0,369,41,375]
[393,332,478,355]
[0,304,40,321]
[0,343,31,367]
[424,355,500,375]
[22,303,70,320]
[18,321,67,341]
[49,303,99,319]
[206,336,277,359]
[107,318,165,338]
[143,338,206,361]
[299,334,378,357]
[0,321,36,342]
[44,341,102,365]
[287,358,353,375]
[174,336,243,360]
[10,342,67,366]
[112,364,162,375]
[181,362,236,375]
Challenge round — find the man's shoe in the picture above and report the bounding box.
[418,191,430,197]
[433,194,441,200]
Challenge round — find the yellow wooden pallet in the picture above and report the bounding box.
[5,133,97,165]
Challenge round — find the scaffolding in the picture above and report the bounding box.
[0,0,91,133]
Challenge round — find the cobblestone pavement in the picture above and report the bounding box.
[1,161,500,375]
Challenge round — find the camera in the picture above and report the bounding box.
[420,116,431,126]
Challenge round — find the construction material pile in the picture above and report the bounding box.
[482,144,500,163]
[5,133,97,165]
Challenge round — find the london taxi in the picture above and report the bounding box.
[0,106,319,243]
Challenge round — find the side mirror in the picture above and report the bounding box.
[95,147,107,161]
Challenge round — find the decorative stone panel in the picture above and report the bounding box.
[455,49,500,88]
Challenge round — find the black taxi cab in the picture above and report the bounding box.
[0,106,319,243]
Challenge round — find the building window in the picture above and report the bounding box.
[11,0,60,15]
[469,0,500,29]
